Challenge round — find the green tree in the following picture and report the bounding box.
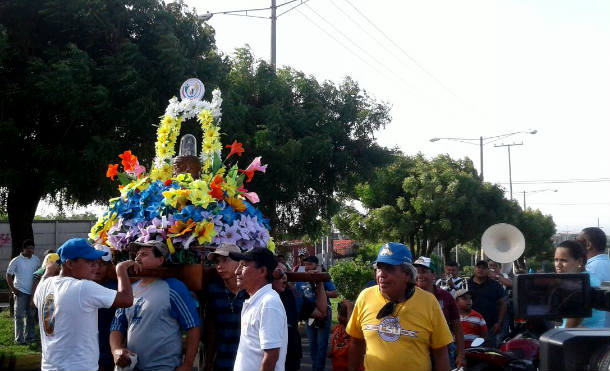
[220,49,393,240]
[328,256,374,301]
[335,153,513,258]
[514,208,556,261]
[0,0,225,257]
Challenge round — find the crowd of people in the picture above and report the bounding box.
[2,226,608,371]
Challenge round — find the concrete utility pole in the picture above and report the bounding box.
[494,142,523,200]
[270,0,277,69]
[479,136,484,181]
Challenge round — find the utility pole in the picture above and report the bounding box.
[479,136,484,181]
[494,142,523,200]
[270,0,277,69]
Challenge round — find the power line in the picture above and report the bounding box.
[295,8,392,81]
[528,202,610,206]
[341,0,462,102]
[497,178,610,185]
[277,0,310,17]
[302,3,418,93]
[204,0,302,18]
[328,1,418,76]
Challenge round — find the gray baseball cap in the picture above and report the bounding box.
[129,240,170,258]
[207,243,241,261]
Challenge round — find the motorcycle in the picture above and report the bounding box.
[464,318,551,371]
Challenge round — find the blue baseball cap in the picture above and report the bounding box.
[374,242,413,266]
[57,238,107,263]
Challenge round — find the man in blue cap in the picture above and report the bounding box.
[346,242,453,371]
[33,238,135,371]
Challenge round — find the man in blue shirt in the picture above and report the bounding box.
[579,227,609,327]
[295,255,337,371]
[110,241,200,371]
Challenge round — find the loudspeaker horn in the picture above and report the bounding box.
[481,223,525,274]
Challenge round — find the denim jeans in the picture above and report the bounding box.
[14,291,36,344]
[305,309,332,371]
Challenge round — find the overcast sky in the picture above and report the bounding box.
[40,0,610,235]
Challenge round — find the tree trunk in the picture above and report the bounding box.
[7,180,44,258]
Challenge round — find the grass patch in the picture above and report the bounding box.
[330,297,341,325]
[0,311,41,356]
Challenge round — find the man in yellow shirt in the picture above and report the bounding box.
[347,242,453,371]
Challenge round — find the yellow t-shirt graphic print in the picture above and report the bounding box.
[347,286,453,371]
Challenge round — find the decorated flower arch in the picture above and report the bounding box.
[89,79,273,263]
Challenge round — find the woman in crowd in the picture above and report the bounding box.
[554,239,605,328]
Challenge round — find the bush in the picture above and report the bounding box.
[329,256,374,301]
[462,265,474,278]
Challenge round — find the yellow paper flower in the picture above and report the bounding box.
[194,220,217,245]
[189,189,213,208]
[175,173,194,187]
[198,110,213,128]
[204,126,220,141]
[163,189,191,209]
[267,237,276,253]
[225,196,246,212]
[223,177,238,197]
[150,164,172,181]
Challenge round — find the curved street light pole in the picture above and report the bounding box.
[430,129,537,182]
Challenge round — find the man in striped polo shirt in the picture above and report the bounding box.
[203,243,249,371]
[454,288,488,348]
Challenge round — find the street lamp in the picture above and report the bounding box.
[520,189,558,209]
[196,1,309,69]
[430,129,537,181]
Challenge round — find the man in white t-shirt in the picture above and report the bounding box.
[33,238,135,371]
[6,239,40,344]
[229,247,287,371]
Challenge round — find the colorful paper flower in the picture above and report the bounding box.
[106,164,119,180]
[225,140,245,159]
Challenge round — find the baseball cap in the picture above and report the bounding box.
[229,247,277,274]
[475,260,489,269]
[94,244,112,262]
[413,256,437,273]
[57,238,107,263]
[129,240,170,258]
[453,288,471,299]
[207,243,241,261]
[35,253,60,275]
[303,255,319,264]
[374,242,413,266]
[42,253,60,267]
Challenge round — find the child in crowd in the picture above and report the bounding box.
[455,288,488,348]
[329,300,354,371]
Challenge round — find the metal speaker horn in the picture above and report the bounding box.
[481,223,525,273]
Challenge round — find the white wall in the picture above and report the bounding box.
[0,220,95,274]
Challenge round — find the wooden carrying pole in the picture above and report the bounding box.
[119,264,331,292]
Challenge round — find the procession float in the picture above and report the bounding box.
[89,79,327,289]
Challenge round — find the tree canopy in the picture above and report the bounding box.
[0,0,225,256]
[334,153,556,261]
[219,48,393,240]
